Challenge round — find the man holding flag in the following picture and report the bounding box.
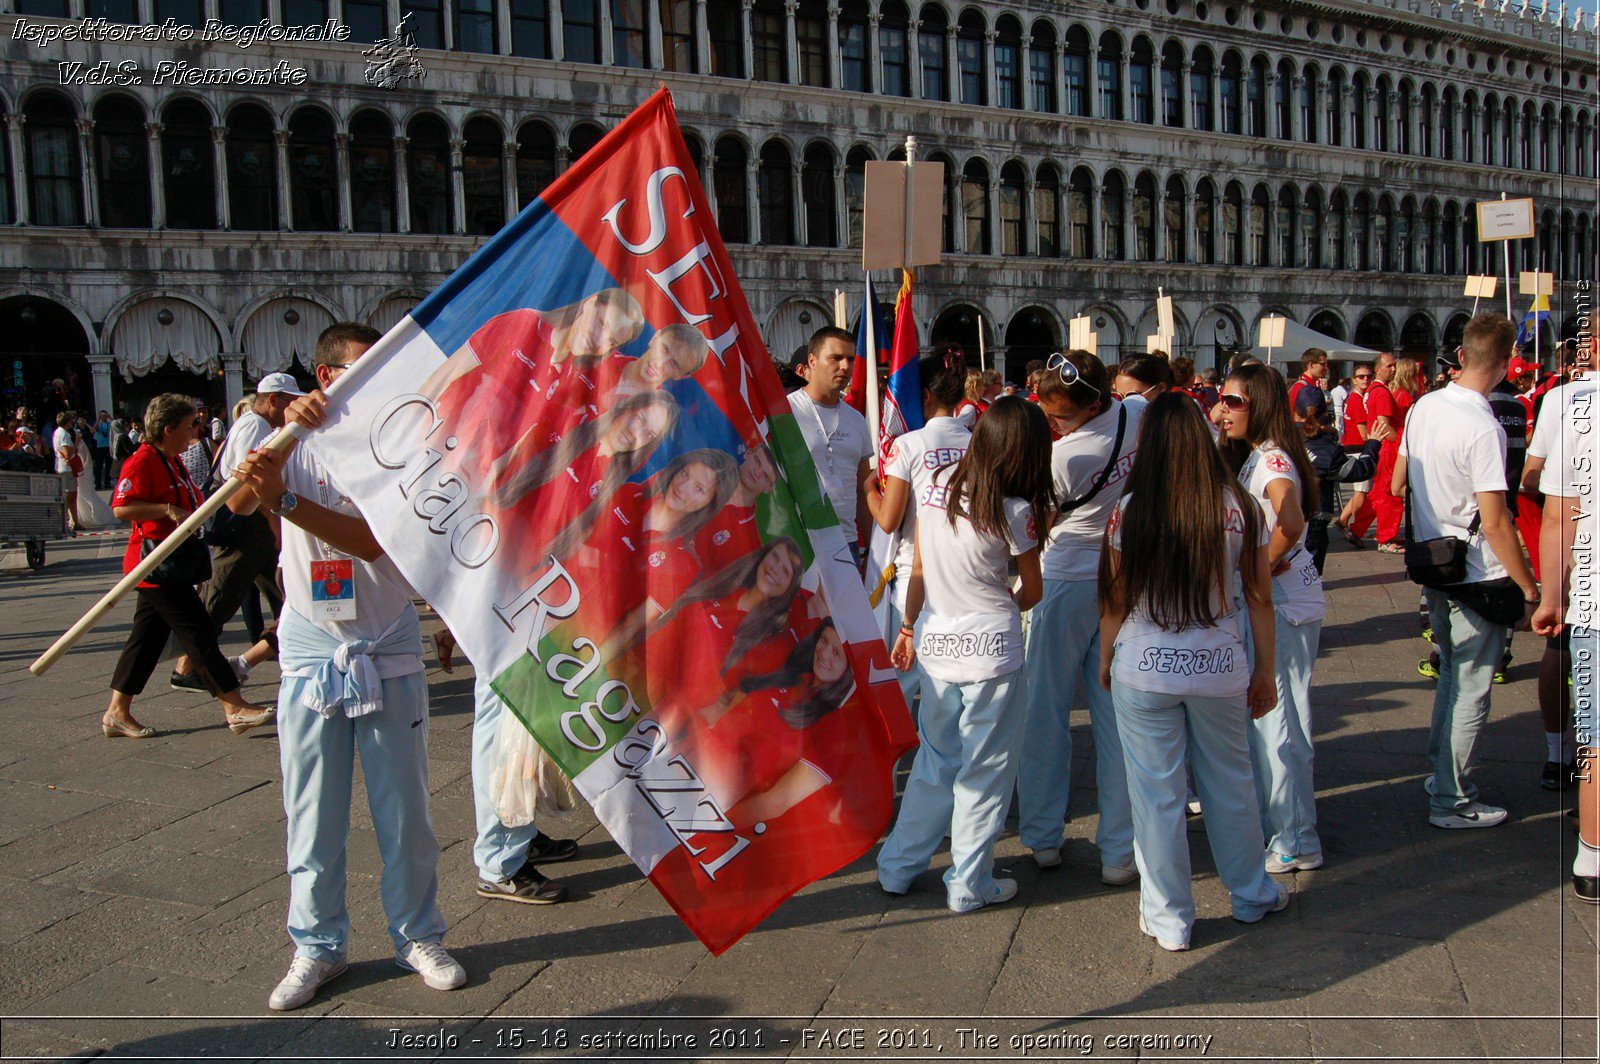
[790,327,875,570]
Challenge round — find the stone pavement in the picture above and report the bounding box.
[0,530,1595,1063]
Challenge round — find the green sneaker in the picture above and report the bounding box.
[1421,627,1434,644]
[1493,670,1508,685]
[1417,658,1441,682]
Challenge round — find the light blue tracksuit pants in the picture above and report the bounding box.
[1112,680,1283,946]
[473,674,540,880]
[877,671,1024,909]
[1249,612,1323,858]
[1016,578,1134,866]
[1425,590,1509,817]
[278,671,446,963]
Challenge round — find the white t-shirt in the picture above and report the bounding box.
[954,401,980,429]
[1528,374,1597,628]
[281,439,418,642]
[1329,384,1349,435]
[1240,442,1327,625]
[883,416,971,612]
[1108,491,1268,698]
[789,389,873,543]
[1398,384,1511,584]
[218,410,275,476]
[52,427,75,473]
[912,470,1038,683]
[1041,399,1141,581]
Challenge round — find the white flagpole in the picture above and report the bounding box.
[978,316,988,372]
[864,274,880,455]
[1501,193,1514,321]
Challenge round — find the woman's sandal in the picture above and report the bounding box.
[103,714,155,739]
[225,707,276,736]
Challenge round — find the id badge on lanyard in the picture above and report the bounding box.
[308,474,358,623]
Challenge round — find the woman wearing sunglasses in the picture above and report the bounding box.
[1217,365,1328,877]
[1016,351,1139,884]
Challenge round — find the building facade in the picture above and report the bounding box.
[1,0,1595,419]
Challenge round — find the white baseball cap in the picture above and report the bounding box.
[256,372,308,397]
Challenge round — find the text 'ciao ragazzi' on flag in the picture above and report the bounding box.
[296,88,916,954]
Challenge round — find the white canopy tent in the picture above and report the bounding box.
[1249,317,1382,365]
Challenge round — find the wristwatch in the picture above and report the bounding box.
[271,489,299,517]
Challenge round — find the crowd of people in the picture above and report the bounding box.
[64,311,1593,1010]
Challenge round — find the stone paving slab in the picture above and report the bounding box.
[1,535,1596,1062]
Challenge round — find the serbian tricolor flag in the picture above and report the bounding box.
[845,279,888,421]
[295,89,915,954]
[880,269,924,465]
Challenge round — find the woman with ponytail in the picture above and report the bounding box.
[1100,392,1285,952]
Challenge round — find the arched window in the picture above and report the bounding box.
[24,92,83,227]
[1191,47,1215,132]
[511,0,550,58]
[1194,177,1215,264]
[839,0,871,92]
[758,140,792,244]
[349,110,395,232]
[1097,33,1123,120]
[462,116,504,236]
[288,107,336,232]
[1442,201,1460,275]
[1222,181,1244,265]
[563,0,600,63]
[406,113,451,235]
[1066,166,1092,258]
[796,4,828,86]
[1247,56,1269,137]
[1328,189,1347,270]
[401,0,444,49]
[1352,72,1369,150]
[1421,85,1437,157]
[1326,68,1345,147]
[1577,113,1592,178]
[1374,76,1393,152]
[1028,21,1056,113]
[1397,196,1415,272]
[1162,175,1185,262]
[802,143,835,247]
[1300,66,1319,143]
[957,10,987,106]
[918,4,948,102]
[962,158,991,253]
[683,130,705,186]
[1419,200,1438,274]
[1499,97,1514,165]
[1353,192,1372,270]
[1249,183,1270,265]
[1560,108,1573,175]
[844,146,871,247]
[926,150,957,253]
[1301,187,1320,267]
[94,95,150,228]
[1520,101,1534,169]
[1275,186,1295,267]
[1539,105,1554,172]
[1035,163,1060,256]
[1130,38,1155,124]
[707,0,742,75]
[568,122,604,163]
[1101,171,1125,259]
[713,136,749,243]
[1374,195,1394,271]
[455,0,496,53]
[1064,26,1091,117]
[1160,41,1184,128]
[995,17,1024,110]
[225,103,275,230]
[161,99,215,230]
[515,121,557,208]
[1132,171,1156,260]
[998,161,1025,254]
[752,0,786,81]
[1220,51,1243,135]
[1275,59,1294,140]
[879,1,911,97]
[610,0,646,67]
[1398,80,1415,154]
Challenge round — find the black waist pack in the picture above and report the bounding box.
[1440,577,1527,628]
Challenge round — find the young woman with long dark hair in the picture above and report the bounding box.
[877,397,1055,912]
[1217,364,1328,875]
[1099,392,1285,951]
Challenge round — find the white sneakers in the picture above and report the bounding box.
[1031,848,1062,869]
[268,941,465,1011]
[1138,914,1189,952]
[1101,863,1139,886]
[1429,801,1509,829]
[949,877,1018,913]
[396,939,467,990]
[268,956,348,1011]
[1265,851,1324,873]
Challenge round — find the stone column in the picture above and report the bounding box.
[833,163,847,247]
[1089,182,1102,256]
[868,12,881,92]
[946,27,958,101]
[984,29,998,107]
[1184,191,1197,262]
[741,0,754,78]
[556,144,572,176]
[1118,51,1131,121]
[210,124,230,229]
[1153,189,1166,262]
[907,19,923,98]
[791,161,806,245]
[88,354,116,420]
[1388,90,1401,152]
[1023,176,1038,255]
[827,3,841,88]
[1289,77,1304,141]
[647,0,663,68]
[1410,92,1424,155]
[705,152,720,221]
[497,0,512,55]
[77,118,98,227]
[784,0,799,83]
[1265,72,1280,139]
[394,136,411,234]
[1180,61,1193,128]
[599,0,615,65]
[449,138,466,235]
[951,168,965,253]
[274,129,292,230]
[695,0,709,72]
[335,132,352,231]
[503,141,520,218]
[146,122,165,228]
[551,0,565,60]
[5,114,28,224]
[221,354,245,411]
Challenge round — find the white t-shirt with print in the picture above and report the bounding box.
[1241,442,1327,625]
[883,416,971,613]
[789,389,873,543]
[912,470,1038,683]
[1528,375,1597,628]
[52,427,75,473]
[1041,399,1141,582]
[1397,384,1510,584]
[1108,491,1268,698]
[219,410,275,477]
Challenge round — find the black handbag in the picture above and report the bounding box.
[139,452,213,586]
[1403,482,1479,589]
[1440,577,1528,627]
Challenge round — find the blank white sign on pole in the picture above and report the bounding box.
[1069,315,1094,351]
[1462,275,1498,298]
[1258,316,1287,349]
[1519,271,1555,296]
[862,160,946,270]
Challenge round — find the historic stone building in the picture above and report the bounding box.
[1,0,1595,418]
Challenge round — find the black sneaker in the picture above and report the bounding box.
[170,670,208,692]
[476,866,567,905]
[526,831,579,863]
[1575,874,1599,905]
[1542,761,1576,791]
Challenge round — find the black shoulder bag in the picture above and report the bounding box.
[139,452,213,586]
[1403,453,1525,627]
[1058,406,1129,515]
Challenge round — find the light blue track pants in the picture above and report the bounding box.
[278,671,446,962]
[1425,591,1508,817]
[472,675,540,880]
[1249,613,1323,858]
[877,671,1024,909]
[1016,578,1134,866]
[1112,680,1282,946]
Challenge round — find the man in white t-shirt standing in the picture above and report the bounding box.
[1530,342,1598,902]
[231,323,464,1011]
[789,327,874,568]
[1394,314,1540,830]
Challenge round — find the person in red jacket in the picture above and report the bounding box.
[1348,352,1399,550]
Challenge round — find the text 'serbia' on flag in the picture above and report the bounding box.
[293,88,916,954]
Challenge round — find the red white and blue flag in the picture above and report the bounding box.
[880,270,924,463]
[296,89,915,954]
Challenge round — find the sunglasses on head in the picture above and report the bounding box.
[1046,351,1101,403]
[1219,392,1249,410]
